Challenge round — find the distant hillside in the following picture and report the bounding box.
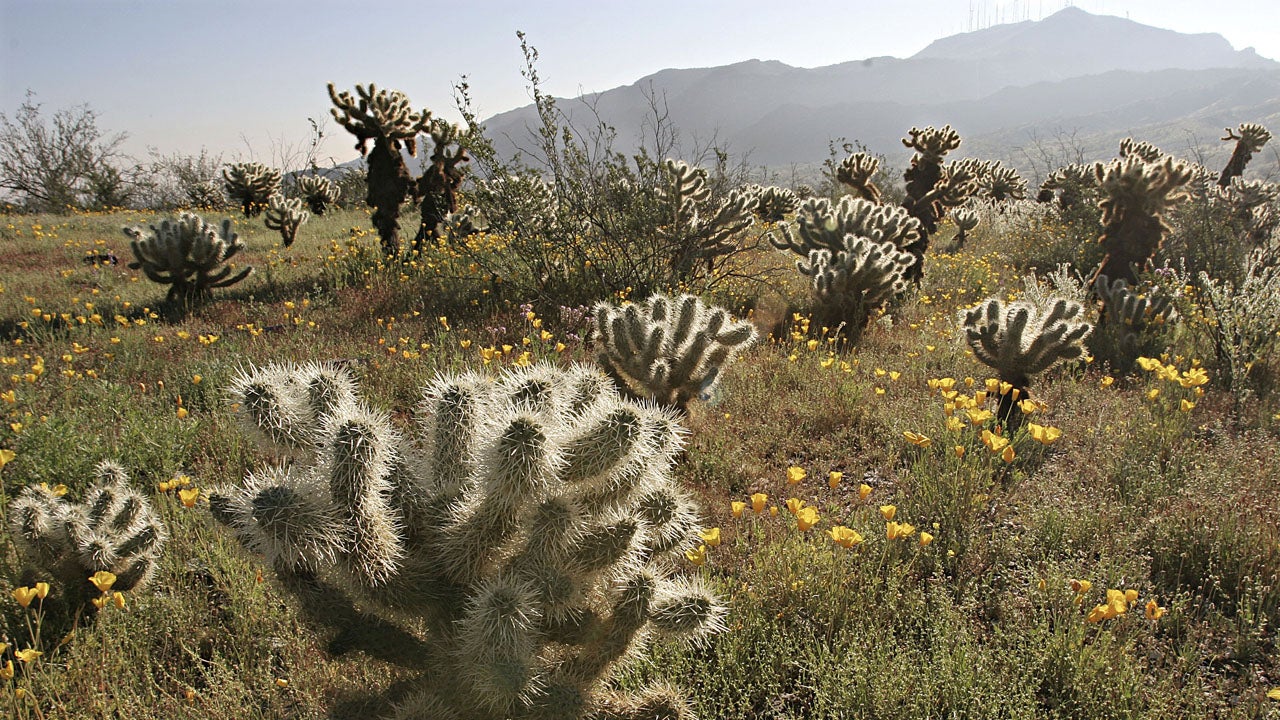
[475,7,1280,182]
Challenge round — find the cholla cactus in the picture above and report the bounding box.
[901,126,974,282]
[593,293,757,411]
[656,159,757,282]
[947,207,980,251]
[960,296,1092,429]
[1218,122,1272,187]
[9,461,167,606]
[124,211,252,304]
[746,184,798,221]
[772,196,923,263]
[186,179,227,210]
[263,194,310,247]
[295,174,341,215]
[1037,164,1096,211]
[413,118,470,253]
[800,235,915,336]
[836,152,883,203]
[977,163,1027,202]
[213,362,724,719]
[329,82,431,256]
[1118,137,1167,163]
[1093,156,1194,285]
[222,162,282,217]
[1091,274,1174,372]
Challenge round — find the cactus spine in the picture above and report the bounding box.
[9,461,167,606]
[745,184,798,221]
[960,296,1092,429]
[222,162,282,217]
[263,194,310,247]
[1218,123,1271,187]
[123,211,252,304]
[328,82,430,256]
[593,293,757,411]
[656,159,758,282]
[901,125,974,282]
[1092,155,1193,285]
[214,362,723,719]
[295,174,341,215]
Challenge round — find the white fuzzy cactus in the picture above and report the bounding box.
[124,211,252,304]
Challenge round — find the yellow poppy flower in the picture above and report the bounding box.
[828,471,842,488]
[879,505,896,521]
[113,591,126,609]
[1027,423,1062,445]
[1146,388,1160,401]
[945,416,965,432]
[827,525,863,548]
[886,521,916,540]
[1144,599,1165,620]
[903,431,932,448]
[12,586,37,608]
[0,448,15,469]
[15,648,42,663]
[1136,357,1162,372]
[0,660,12,680]
[786,497,805,515]
[34,582,49,599]
[796,506,819,531]
[786,466,806,485]
[750,493,767,514]
[981,429,1009,452]
[731,501,746,518]
[684,545,707,566]
[919,531,934,547]
[89,570,117,593]
[1180,399,1195,412]
[1124,589,1139,604]
[770,506,779,517]
[1100,375,1115,388]
[179,488,200,508]
[954,445,966,458]
[1265,688,1279,701]
[1085,604,1108,623]
[1001,445,1016,463]
[858,483,873,500]
[967,408,994,425]
[700,527,721,547]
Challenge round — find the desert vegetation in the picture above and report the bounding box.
[1,51,1279,720]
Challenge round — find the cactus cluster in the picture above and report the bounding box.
[947,207,981,251]
[123,211,252,304]
[9,461,167,606]
[975,162,1027,202]
[1037,163,1096,211]
[960,296,1092,428]
[222,162,282,217]
[744,184,798,221]
[836,152,883,203]
[656,159,757,281]
[186,179,227,210]
[593,293,757,411]
[1092,155,1194,285]
[1219,122,1272,187]
[295,174,341,215]
[901,125,975,282]
[328,82,430,256]
[263,194,310,247]
[213,361,724,719]
[413,118,471,252]
[1091,274,1174,371]
[1118,137,1166,163]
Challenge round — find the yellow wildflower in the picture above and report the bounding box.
[1001,445,1016,463]
[796,506,819,531]
[700,527,721,548]
[12,586,37,608]
[903,431,932,448]
[731,501,746,518]
[858,483,873,501]
[827,525,863,548]
[879,504,897,521]
[90,570,117,592]
[786,466,806,485]
[886,521,916,540]
[750,492,767,514]
[684,544,707,566]
[1027,423,1062,445]
[1144,599,1165,620]
[179,488,200,508]
[828,471,842,488]
[919,531,934,546]
[785,497,805,515]
[14,648,40,663]
[1100,375,1115,388]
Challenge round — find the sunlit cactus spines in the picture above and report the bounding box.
[960,296,1092,428]
[772,195,923,258]
[1118,137,1167,163]
[947,206,980,251]
[210,361,723,718]
[901,125,971,282]
[1038,163,1096,210]
[836,152,883,203]
[413,118,470,253]
[1218,122,1272,187]
[186,179,227,210]
[593,293,757,411]
[1091,274,1175,372]
[294,174,341,215]
[8,460,167,606]
[328,82,431,256]
[977,163,1027,201]
[656,159,757,281]
[123,211,252,304]
[1092,155,1194,285]
[263,194,310,247]
[798,235,914,339]
[222,161,282,217]
[746,184,798,221]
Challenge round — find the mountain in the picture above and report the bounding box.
[477,7,1280,179]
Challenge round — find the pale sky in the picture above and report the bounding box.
[2,0,1277,165]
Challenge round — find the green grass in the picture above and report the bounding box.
[0,204,1278,719]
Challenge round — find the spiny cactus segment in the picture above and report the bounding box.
[593,292,757,411]
[1091,274,1174,372]
[123,211,252,304]
[1037,163,1096,210]
[976,163,1027,201]
[1118,137,1166,163]
[213,361,724,719]
[947,207,980,251]
[960,296,1092,429]
[263,194,310,247]
[328,82,431,256]
[772,196,923,261]
[836,152,883,203]
[745,184,798,221]
[295,174,341,215]
[1092,155,1194,285]
[9,461,167,606]
[1219,122,1272,187]
[186,179,227,210]
[801,235,915,335]
[222,162,282,217]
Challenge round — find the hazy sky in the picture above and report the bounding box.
[2,0,1277,165]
